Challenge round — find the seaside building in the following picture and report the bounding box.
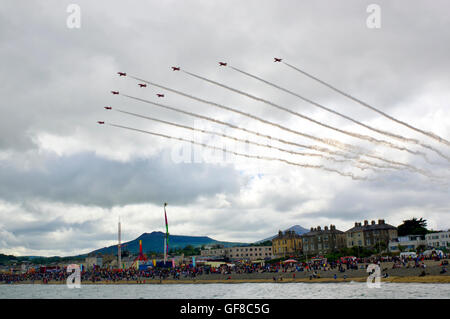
[301,225,346,256]
[388,235,427,252]
[345,220,397,249]
[272,230,302,258]
[425,230,450,250]
[84,256,103,269]
[200,246,273,261]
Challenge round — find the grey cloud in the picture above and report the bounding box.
[1,0,450,255]
[296,184,450,224]
[2,0,450,152]
[0,151,243,207]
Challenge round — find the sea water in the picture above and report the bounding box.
[1,282,450,299]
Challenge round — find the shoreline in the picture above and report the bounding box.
[2,275,450,285]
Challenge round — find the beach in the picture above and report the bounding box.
[3,261,448,285]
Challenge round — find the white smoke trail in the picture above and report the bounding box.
[121,93,352,159]
[229,65,450,162]
[283,61,450,148]
[106,122,369,180]
[182,70,429,161]
[119,94,434,178]
[127,75,357,153]
[115,108,388,172]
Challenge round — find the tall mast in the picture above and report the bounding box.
[164,203,169,263]
[118,216,122,269]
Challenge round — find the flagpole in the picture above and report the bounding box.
[164,236,167,264]
[164,203,168,264]
[118,216,122,270]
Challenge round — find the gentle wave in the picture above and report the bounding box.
[1,283,450,299]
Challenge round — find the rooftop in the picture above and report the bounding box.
[346,219,396,232]
[302,225,344,236]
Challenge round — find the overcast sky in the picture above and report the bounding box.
[1,0,449,256]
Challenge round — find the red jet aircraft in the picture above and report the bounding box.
[97,121,105,124]
[157,94,164,98]
[111,91,119,95]
[138,83,147,88]
[104,107,112,110]
[172,67,180,71]
[117,72,126,76]
[219,62,227,66]
[274,58,282,62]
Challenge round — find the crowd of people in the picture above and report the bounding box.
[1,253,448,284]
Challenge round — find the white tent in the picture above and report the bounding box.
[422,249,444,257]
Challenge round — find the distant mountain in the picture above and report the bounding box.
[256,225,309,243]
[89,231,248,256]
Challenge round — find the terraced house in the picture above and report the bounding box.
[346,219,397,248]
[426,230,450,250]
[301,225,346,256]
[272,230,302,258]
[200,246,273,261]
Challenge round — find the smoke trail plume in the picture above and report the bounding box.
[119,94,434,178]
[107,122,368,180]
[121,93,353,160]
[283,61,450,148]
[127,75,357,153]
[182,70,429,161]
[229,65,449,162]
[122,78,435,178]
[115,108,386,171]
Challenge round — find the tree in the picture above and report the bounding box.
[397,218,428,236]
[416,244,426,253]
[247,240,272,247]
[375,241,387,253]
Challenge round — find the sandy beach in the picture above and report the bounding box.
[4,261,448,285]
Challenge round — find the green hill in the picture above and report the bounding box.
[89,231,248,256]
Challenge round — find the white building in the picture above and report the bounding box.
[84,256,103,269]
[388,235,427,252]
[201,246,273,261]
[426,231,450,249]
